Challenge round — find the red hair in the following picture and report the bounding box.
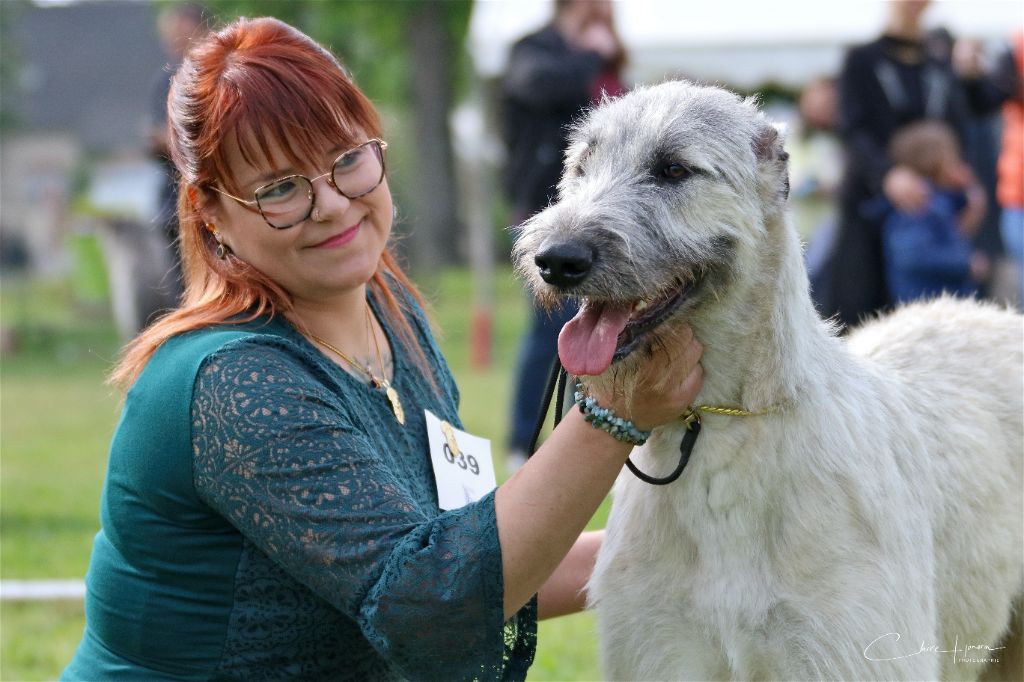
[111,16,432,390]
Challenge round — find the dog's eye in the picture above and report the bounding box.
[659,163,691,181]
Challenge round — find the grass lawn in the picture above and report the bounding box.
[1,267,607,681]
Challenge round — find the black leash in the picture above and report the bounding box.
[526,359,699,485]
[623,412,699,485]
[526,358,563,458]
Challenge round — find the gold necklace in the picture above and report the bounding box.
[309,306,405,425]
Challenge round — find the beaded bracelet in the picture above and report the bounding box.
[573,381,652,446]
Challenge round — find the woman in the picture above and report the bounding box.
[826,0,968,330]
[63,17,703,681]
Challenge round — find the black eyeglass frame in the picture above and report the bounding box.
[209,138,388,230]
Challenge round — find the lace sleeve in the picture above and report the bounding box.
[191,339,535,680]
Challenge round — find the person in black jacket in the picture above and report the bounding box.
[824,0,970,330]
[149,2,208,302]
[502,0,626,468]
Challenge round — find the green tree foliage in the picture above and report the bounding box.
[206,0,472,112]
[0,0,30,130]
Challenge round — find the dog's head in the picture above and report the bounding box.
[512,80,790,378]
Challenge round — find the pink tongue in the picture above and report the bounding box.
[558,302,633,376]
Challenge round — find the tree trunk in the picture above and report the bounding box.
[405,0,461,271]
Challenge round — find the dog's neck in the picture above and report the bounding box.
[690,211,837,412]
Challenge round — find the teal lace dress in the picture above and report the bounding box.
[62,293,537,681]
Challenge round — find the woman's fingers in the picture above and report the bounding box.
[626,331,704,430]
[675,355,704,408]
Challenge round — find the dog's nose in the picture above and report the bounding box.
[535,241,594,288]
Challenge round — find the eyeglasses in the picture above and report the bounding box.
[210,139,388,229]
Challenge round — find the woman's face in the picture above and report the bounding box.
[206,131,393,305]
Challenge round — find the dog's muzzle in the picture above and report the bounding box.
[534,240,594,289]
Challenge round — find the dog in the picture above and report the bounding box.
[513,80,1024,681]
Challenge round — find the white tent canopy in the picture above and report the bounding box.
[468,0,1023,88]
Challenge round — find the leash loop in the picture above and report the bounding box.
[527,361,699,486]
[624,411,700,485]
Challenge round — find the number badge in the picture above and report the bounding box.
[425,410,496,510]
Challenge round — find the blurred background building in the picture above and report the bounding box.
[2,1,180,337]
[2,1,166,258]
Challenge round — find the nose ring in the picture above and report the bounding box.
[312,207,323,222]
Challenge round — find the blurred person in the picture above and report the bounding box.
[928,28,1017,295]
[502,0,627,471]
[878,121,987,304]
[788,76,843,313]
[798,76,839,132]
[148,2,208,300]
[997,31,1024,307]
[792,76,842,205]
[825,0,970,330]
[61,17,703,681]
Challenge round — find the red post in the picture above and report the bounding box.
[470,306,492,368]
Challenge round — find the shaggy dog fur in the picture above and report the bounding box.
[513,81,1024,681]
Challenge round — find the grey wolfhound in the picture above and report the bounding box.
[513,81,1023,681]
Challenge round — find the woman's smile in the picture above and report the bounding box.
[311,221,362,249]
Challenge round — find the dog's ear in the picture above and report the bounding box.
[752,122,790,203]
[752,124,781,161]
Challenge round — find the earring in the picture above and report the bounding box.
[207,223,231,260]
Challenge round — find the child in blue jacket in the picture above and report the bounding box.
[879,121,987,304]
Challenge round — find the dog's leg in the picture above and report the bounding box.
[979,594,1024,682]
[599,610,728,681]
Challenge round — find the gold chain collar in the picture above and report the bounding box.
[681,402,785,426]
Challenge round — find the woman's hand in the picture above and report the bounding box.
[587,326,704,432]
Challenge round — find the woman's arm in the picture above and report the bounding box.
[537,530,602,620]
[192,331,701,672]
[496,334,704,619]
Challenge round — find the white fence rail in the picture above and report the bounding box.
[1,580,85,600]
